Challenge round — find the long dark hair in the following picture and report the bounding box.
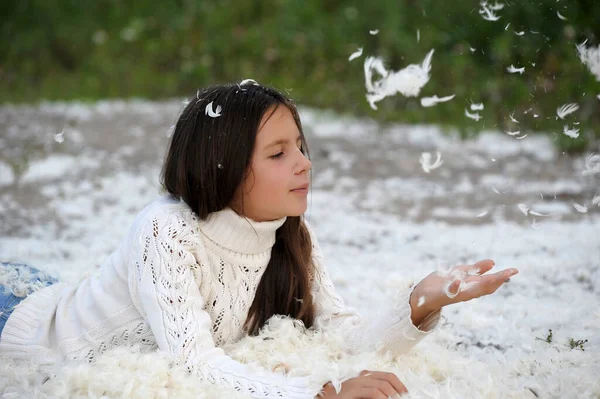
[161,82,315,335]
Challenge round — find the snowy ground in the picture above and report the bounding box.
[0,100,599,398]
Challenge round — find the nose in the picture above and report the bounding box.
[294,149,312,175]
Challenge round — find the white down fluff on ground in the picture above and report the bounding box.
[0,101,598,398]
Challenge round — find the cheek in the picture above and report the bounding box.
[249,164,289,200]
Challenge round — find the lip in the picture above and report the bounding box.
[291,183,309,191]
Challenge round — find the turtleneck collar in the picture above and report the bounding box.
[198,207,287,256]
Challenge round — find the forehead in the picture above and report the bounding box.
[255,106,300,144]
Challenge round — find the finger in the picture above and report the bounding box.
[472,259,495,275]
[357,387,387,399]
[475,269,519,296]
[366,371,408,394]
[454,259,494,275]
[497,268,519,283]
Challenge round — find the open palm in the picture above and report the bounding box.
[414,259,519,311]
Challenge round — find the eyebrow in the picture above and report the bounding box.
[264,135,302,149]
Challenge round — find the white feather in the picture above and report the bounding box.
[556,103,579,119]
[562,125,580,139]
[420,94,456,107]
[239,78,259,86]
[515,134,528,140]
[507,65,525,74]
[54,130,65,144]
[470,103,484,111]
[592,195,600,207]
[572,202,588,213]
[576,42,600,81]
[557,11,567,20]
[369,29,379,35]
[205,102,222,118]
[479,1,501,21]
[509,112,520,124]
[514,31,525,36]
[582,154,600,176]
[364,50,434,109]
[505,130,520,136]
[518,204,529,216]
[348,47,363,62]
[465,109,482,121]
[419,151,444,173]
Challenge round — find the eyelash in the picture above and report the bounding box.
[270,145,303,160]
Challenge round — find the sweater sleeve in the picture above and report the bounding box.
[128,209,324,399]
[307,223,441,355]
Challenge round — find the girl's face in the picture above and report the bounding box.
[232,105,312,222]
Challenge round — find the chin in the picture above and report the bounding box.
[285,205,307,218]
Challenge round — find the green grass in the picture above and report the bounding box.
[1,0,599,152]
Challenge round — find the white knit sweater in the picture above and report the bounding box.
[0,195,440,399]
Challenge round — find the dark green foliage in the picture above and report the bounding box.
[1,0,599,151]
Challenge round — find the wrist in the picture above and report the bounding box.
[409,286,439,326]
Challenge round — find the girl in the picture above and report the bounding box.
[0,81,518,399]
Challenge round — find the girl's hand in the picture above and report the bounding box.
[410,259,519,321]
[318,370,408,398]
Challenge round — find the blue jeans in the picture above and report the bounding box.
[0,261,58,338]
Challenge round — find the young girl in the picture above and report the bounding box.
[0,81,518,398]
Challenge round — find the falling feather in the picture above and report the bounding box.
[505,130,520,136]
[54,130,65,144]
[507,65,525,74]
[489,1,504,10]
[205,102,222,118]
[471,103,484,111]
[240,78,259,86]
[479,1,501,21]
[576,42,600,81]
[476,211,488,218]
[557,11,567,20]
[417,29,420,43]
[582,154,600,175]
[504,23,511,31]
[348,47,363,62]
[509,113,520,124]
[369,29,379,35]
[420,94,456,107]
[563,125,580,139]
[572,202,588,213]
[516,134,528,140]
[364,50,434,110]
[529,210,549,217]
[592,195,600,207]
[419,151,444,173]
[514,31,525,36]
[518,204,529,216]
[465,109,482,121]
[556,103,579,119]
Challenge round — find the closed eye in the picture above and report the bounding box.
[270,152,284,159]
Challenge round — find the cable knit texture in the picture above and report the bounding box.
[0,195,440,399]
